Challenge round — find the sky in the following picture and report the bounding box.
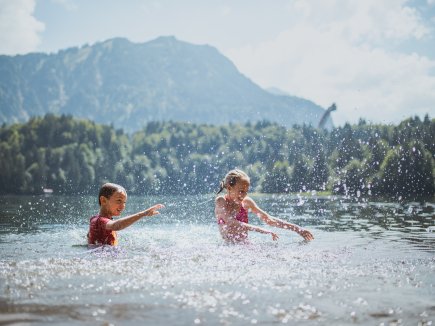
[1,0,434,126]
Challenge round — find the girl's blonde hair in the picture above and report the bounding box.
[216,169,250,194]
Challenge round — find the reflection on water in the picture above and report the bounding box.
[0,194,434,325]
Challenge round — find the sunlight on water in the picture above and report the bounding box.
[0,195,434,325]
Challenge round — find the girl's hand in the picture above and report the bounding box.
[298,229,314,241]
[144,204,165,217]
[271,232,279,241]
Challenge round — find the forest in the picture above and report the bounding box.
[0,114,434,200]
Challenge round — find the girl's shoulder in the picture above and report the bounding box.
[242,196,255,203]
[215,195,226,204]
[242,196,257,208]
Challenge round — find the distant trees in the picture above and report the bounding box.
[377,141,434,199]
[0,114,433,200]
[261,161,291,193]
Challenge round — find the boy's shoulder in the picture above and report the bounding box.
[89,214,99,222]
[90,214,112,223]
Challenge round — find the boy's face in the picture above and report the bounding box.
[227,179,250,204]
[100,191,127,216]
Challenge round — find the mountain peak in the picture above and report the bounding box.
[150,35,178,43]
[0,37,333,130]
[101,37,131,46]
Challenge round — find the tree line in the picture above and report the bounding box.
[0,114,433,200]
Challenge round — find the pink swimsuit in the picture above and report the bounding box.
[235,206,248,223]
[218,199,248,224]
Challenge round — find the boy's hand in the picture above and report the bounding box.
[144,204,165,217]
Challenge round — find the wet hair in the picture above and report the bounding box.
[216,169,250,194]
[98,183,127,206]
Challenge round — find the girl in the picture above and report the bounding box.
[87,183,164,246]
[215,169,314,243]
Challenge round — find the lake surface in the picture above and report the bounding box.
[0,194,434,325]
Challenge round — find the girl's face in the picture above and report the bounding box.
[227,179,250,204]
[100,191,127,216]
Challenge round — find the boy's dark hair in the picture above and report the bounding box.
[98,183,126,205]
[216,169,250,194]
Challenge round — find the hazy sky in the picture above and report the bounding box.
[1,0,434,125]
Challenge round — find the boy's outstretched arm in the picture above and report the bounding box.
[106,204,164,231]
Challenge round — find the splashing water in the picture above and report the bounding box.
[0,194,434,325]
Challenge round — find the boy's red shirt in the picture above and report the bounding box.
[88,214,118,246]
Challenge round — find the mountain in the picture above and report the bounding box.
[0,36,333,130]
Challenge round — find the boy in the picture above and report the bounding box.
[88,183,164,246]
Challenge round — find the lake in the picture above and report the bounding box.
[0,194,434,325]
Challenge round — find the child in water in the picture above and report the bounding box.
[87,183,164,246]
[215,169,314,243]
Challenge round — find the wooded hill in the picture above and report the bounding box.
[0,114,433,199]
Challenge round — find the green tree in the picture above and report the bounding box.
[312,149,329,190]
[261,161,292,193]
[290,156,311,192]
[378,142,434,199]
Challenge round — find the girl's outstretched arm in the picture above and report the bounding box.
[215,197,278,241]
[240,222,279,240]
[106,204,164,231]
[244,197,314,241]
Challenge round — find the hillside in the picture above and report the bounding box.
[0,36,333,130]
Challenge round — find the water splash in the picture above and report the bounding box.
[0,195,433,325]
